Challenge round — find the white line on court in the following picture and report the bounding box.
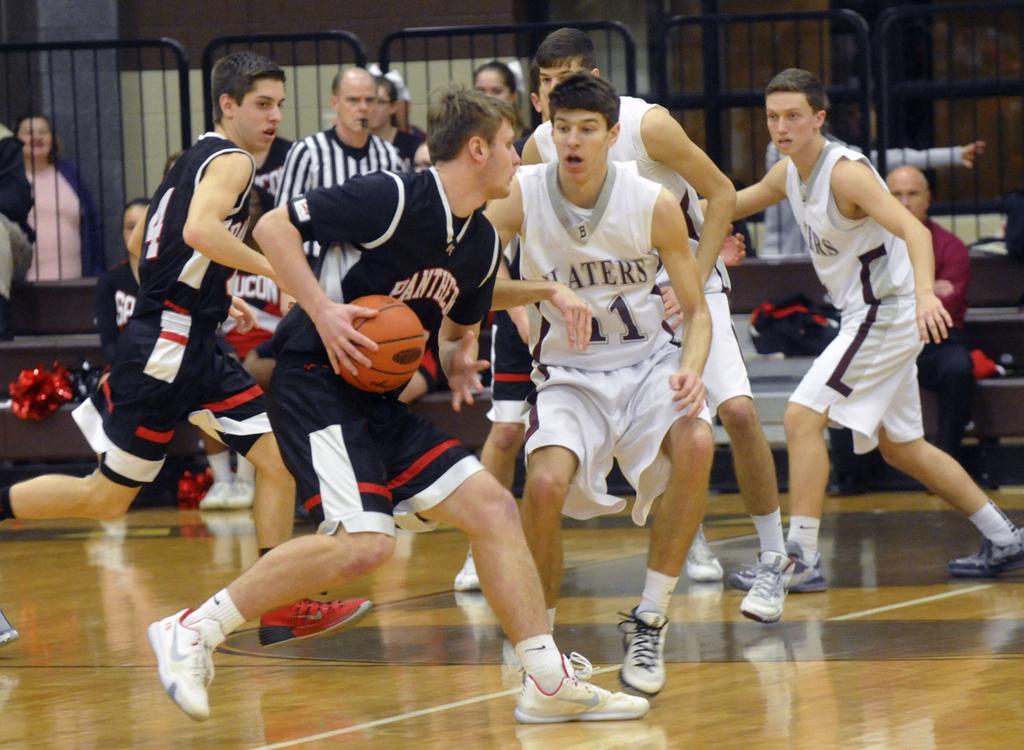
[827,583,993,621]
[250,540,990,749]
[250,666,622,750]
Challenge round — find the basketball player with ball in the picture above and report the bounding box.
[1,52,370,653]
[148,86,650,725]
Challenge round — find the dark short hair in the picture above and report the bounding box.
[123,197,149,213]
[473,60,517,95]
[535,28,597,71]
[765,68,829,113]
[547,72,619,129]
[426,86,516,163]
[211,51,285,123]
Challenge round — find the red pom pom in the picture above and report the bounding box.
[177,468,214,509]
[8,361,75,420]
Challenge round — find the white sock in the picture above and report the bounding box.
[546,607,556,630]
[970,501,1018,547]
[787,515,820,562]
[516,634,564,693]
[207,451,233,484]
[235,455,256,483]
[638,568,678,617]
[752,509,786,556]
[183,588,245,638]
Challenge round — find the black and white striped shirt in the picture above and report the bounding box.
[276,128,403,258]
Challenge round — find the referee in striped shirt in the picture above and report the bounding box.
[276,67,404,260]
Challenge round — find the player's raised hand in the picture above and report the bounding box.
[448,330,489,412]
[228,296,258,334]
[549,284,591,352]
[669,369,706,417]
[310,301,379,376]
[915,291,952,344]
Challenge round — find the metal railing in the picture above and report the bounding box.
[378,21,637,131]
[654,10,872,187]
[201,31,368,135]
[876,1,1024,236]
[0,38,190,277]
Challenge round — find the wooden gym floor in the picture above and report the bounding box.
[1,489,1023,749]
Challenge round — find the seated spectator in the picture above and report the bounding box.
[16,114,103,279]
[887,165,974,460]
[472,60,526,139]
[0,121,33,339]
[95,198,146,363]
[370,75,423,171]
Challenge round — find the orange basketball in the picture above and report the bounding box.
[339,295,426,393]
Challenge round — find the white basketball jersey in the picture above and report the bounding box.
[785,143,914,315]
[517,161,673,371]
[534,95,729,293]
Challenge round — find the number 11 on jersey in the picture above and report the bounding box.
[590,294,649,344]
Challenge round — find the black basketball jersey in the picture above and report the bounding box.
[94,260,140,363]
[275,167,501,359]
[134,132,253,337]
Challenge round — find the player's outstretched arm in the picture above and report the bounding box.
[700,159,790,225]
[491,277,591,352]
[495,256,531,343]
[182,152,276,278]
[254,206,379,375]
[483,178,525,250]
[831,159,951,344]
[641,107,735,283]
[652,189,710,416]
[437,318,489,412]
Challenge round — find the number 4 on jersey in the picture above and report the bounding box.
[143,188,175,260]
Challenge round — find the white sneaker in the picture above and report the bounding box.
[147,609,223,721]
[618,607,668,695]
[198,480,235,511]
[223,478,255,509]
[514,652,649,723]
[685,526,723,582]
[740,551,791,624]
[453,549,481,591]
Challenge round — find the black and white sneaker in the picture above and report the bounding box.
[618,606,668,695]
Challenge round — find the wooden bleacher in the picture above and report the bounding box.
[1,255,1022,484]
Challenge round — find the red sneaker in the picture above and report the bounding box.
[258,598,372,647]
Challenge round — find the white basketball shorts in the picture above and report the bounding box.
[789,298,924,454]
[524,343,712,525]
[702,291,753,413]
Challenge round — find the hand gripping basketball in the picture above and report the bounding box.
[339,295,427,393]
